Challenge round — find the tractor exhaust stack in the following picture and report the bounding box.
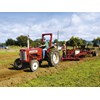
[27,35,29,49]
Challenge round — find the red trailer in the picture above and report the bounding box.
[61,46,96,61]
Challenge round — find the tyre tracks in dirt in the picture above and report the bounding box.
[0,61,76,86]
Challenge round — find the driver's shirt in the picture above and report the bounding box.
[45,40,49,49]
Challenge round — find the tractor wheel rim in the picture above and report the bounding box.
[18,64,22,68]
[32,62,38,70]
[15,62,22,68]
[53,54,59,64]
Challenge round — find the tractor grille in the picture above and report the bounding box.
[20,50,27,61]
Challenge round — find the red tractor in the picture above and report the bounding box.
[14,33,60,72]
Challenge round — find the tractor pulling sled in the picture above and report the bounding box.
[14,33,60,72]
[61,45,98,61]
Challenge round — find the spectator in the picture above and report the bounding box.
[62,43,67,58]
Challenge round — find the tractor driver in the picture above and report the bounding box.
[41,38,49,59]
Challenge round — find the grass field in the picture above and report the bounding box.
[19,57,100,87]
[0,46,100,87]
[0,46,19,69]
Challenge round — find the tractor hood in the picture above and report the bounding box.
[29,47,42,54]
[20,47,42,62]
[20,47,42,54]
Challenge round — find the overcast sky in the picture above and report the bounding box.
[0,12,100,43]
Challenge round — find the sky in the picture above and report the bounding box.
[0,12,100,43]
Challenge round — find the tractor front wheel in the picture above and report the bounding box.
[14,58,23,70]
[30,60,39,72]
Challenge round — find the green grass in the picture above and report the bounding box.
[0,46,20,54]
[0,46,20,67]
[18,57,100,87]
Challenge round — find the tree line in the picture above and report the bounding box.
[5,35,42,47]
[3,35,100,48]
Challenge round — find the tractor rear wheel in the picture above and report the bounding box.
[48,50,60,66]
[30,60,39,72]
[14,58,23,70]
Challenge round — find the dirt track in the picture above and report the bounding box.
[0,59,76,86]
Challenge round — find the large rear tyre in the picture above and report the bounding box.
[14,58,23,70]
[30,60,39,72]
[48,50,60,66]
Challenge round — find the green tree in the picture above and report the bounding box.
[59,41,65,46]
[32,39,42,47]
[53,39,58,43]
[93,37,100,47]
[67,36,87,48]
[6,38,16,46]
[16,35,34,47]
[68,36,79,48]
[16,35,27,46]
[0,43,6,46]
[77,38,87,47]
[82,39,87,46]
